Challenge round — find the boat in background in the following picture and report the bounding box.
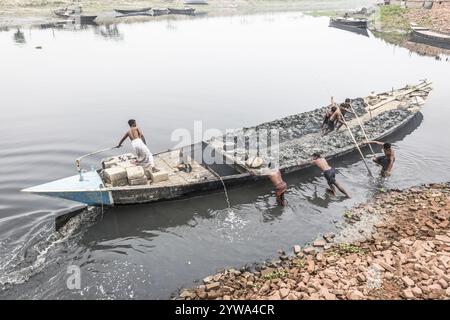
[410,25,450,50]
[53,9,97,23]
[152,8,170,16]
[168,7,196,15]
[114,7,152,15]
[329,20,369,37]
[330,17,368,29]
[183,0,208,4]
[22,81,432,207]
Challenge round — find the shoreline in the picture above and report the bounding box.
[0,0,376,28]
[178,183,450,300]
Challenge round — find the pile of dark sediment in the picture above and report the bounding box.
[214,97,414,168]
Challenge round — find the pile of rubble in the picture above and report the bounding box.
[100,153,168,187]
[406,1,450,34]
[178,183,450,300]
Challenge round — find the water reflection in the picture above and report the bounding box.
[13,29,25,45]
[94,24,124,41]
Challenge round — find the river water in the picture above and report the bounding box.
[0,12,449,299]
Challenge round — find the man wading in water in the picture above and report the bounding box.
[116,119,159,172]
[311,153,350,198]
[364,141,395,177]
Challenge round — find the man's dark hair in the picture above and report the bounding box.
[383,142,391,150]
[128,119,136,127]
[331,106,337,112]
[345,98,351,103]
[312,152,321,159]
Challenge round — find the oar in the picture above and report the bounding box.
[349,103,376,157]
[341,117,375,179]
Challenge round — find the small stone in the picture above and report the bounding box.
[293,245,301,254]
[412,287,422,297]
[205,282,220,291]
[347,290,364,300]
[303,247,316,254]
[279,288,290,299]
[403,288,414,299]
[402,276,415,287]
[313,239,326,247]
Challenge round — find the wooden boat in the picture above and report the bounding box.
[329,20,369,37]
[53,9,97,23]
[114,7,151,15]
[183,0,208,4]
[22,81,432,206]
[410,26,450,50]
[152,8,170,16]
[168,7,196,15]
[330,17,368,29]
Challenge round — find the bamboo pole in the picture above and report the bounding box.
[349,104,376,156]
[341,117,375,179]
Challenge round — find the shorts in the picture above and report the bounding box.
[323,168,336,184]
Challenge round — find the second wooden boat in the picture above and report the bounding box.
[168,7,196,15]
[114,7,152,15]
[330,17,368,29]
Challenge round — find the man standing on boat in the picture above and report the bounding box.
[364,141,395,177]
[331,98,355,131]
[321,97,338,134]
[311,153,350,198]
[116,119,158,171]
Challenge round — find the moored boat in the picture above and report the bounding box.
[22,81,432,206]
[329,20,369,37]
[114,7,152,14]
[330,17,368,29]
[152,8,170,16]
[168,7,196,15]
[183,0,208,4]
[53,9,97,23]
[410,26,450,50]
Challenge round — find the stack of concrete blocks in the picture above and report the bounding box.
[101,154,148,187]
[126,166,148,186]
[145,167,169,183]
[103,166,128,187]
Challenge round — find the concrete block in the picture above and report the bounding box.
[129,177,148,186]
[102,157,119,169]
[149,170,169,183]
[126,166,145,180]
[103,166,127,183]
[117,161,135,169]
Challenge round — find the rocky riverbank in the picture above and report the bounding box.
[178,183,450,300]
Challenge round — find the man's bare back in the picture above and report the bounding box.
[311,157,332,172]
[128,126,144,141]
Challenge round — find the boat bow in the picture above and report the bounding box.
[22,170,113,206]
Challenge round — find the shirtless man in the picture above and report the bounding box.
[321,97,338,134]
[311,153,350,198]
[266,168,288,206]
[330,99,355,131]
[116,119,157,171]
[365,141,395,177]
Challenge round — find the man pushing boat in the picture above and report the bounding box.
[116,119,159,171]
[311,153,350,198]
[364,141,395,177]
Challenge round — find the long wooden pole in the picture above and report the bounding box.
[341,117,375,179]
[349,104,376,156]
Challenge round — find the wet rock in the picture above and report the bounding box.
[313,239,327,247]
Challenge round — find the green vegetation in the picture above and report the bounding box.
[261,269,288,281]
[329,243,367,256]
[378,4,410,31]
